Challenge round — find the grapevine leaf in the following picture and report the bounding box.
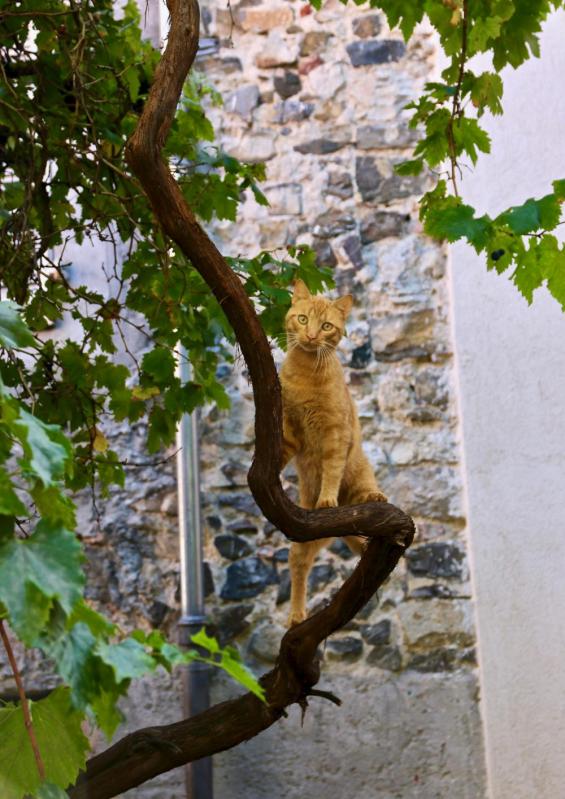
[218,646,266,702]
[470,72,504,115]
[424,199,490,248]
[512,244,544,304]
[0,467,26,516]
[0,301,36,350]
[453,118,491,164]
[502,195,561,235]
[0,521,84,644]
[96,638,157,682]
[37,784,70,799]
[552,179,565,200]
[0,687,89,799]
[12,410,70,486]
[542,236,565,310]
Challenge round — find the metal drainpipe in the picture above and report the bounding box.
[176,344,213,799]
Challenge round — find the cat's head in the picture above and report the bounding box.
[285,279,353,354]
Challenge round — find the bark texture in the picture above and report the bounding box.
[68,1,415,795]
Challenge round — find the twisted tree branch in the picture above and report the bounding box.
[68,1,415,795]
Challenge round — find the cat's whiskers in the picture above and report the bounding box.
[285,331,300,352]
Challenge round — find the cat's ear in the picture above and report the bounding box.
[292,279,311,304]
[333,294,353,318]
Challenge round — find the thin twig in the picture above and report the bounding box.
[446,0,468,197]
[0,620,46,781]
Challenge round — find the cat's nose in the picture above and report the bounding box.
[307,333,316,341]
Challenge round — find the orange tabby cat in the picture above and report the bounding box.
[280,279,387,627]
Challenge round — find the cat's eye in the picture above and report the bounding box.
[321,322,333,331]
[297,315,308,324]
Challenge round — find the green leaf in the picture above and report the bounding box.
[37,784,70,799]
[0,687,89,799]
[13,410,70,486]
[96,638,156,682]
[191,628,220,655]
[552,179,565,201]
[395,158,424,176]
[541,236,565,309]
[191,629,265,701]
[218,646,265,702]
[141,348,176,385]
[424,198,490,247]
[512,243,544,304]
[453,118,491,164]
[470,72,504,116]
[0,467,26,516]
[67,599,116,638]
[0,520,84,644]
[0,302,36,349]
[502,194,561,235]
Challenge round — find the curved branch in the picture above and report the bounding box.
[69,0,415,795]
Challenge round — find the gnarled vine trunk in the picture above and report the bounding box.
[68,1,415,796]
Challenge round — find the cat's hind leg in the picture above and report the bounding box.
[288,538,330,627]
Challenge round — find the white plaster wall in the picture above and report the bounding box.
[449,11,565,798]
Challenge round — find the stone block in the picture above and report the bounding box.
[307,62,345,100]
[274,70,302,98]
[264,183,303,215]
[360,210,409,242]
[360,619,391,646]
[312,238,337,268]
[300,31,331,56]
[356,122,419,149]
[379,464,463,521]
[349,341,372,369]
[225,133,276,163]
[398,598,475,650]
[276,568,290,604]
[367,644,402,670]
[273,100,314,124]
[256,31,298,68]
[326,636,363,661]
[325,171,353,199]
[355,155,383,201]
[342,234,364,269]
[214,533,253,561]
[211,603,254,645]
[220,556,278,600]
[352,14,381,39]
[371,308,435,361]
[294,137,347,155]
[328,538,354,559]
[224,84,260,118]
[237,4,294,33]
[405,542,466,580]
[248,621,285,662]
[356,156,426,203]
[308,562,336,590]
[346,39,406,67]
[313,209,356,238]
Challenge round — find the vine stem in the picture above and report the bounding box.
[0,619,46,782]
[447,0,468,196]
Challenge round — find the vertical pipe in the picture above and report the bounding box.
[176,343,213,799]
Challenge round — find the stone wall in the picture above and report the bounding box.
[0,2,488,797]
[194,1,487,797]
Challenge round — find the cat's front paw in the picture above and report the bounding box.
[317,497,338,509]
[287,610,307,628]
[365,490,388,503]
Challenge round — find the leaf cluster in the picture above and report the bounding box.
[323,0,565,307]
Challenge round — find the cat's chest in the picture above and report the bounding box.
[281,377,345,426]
